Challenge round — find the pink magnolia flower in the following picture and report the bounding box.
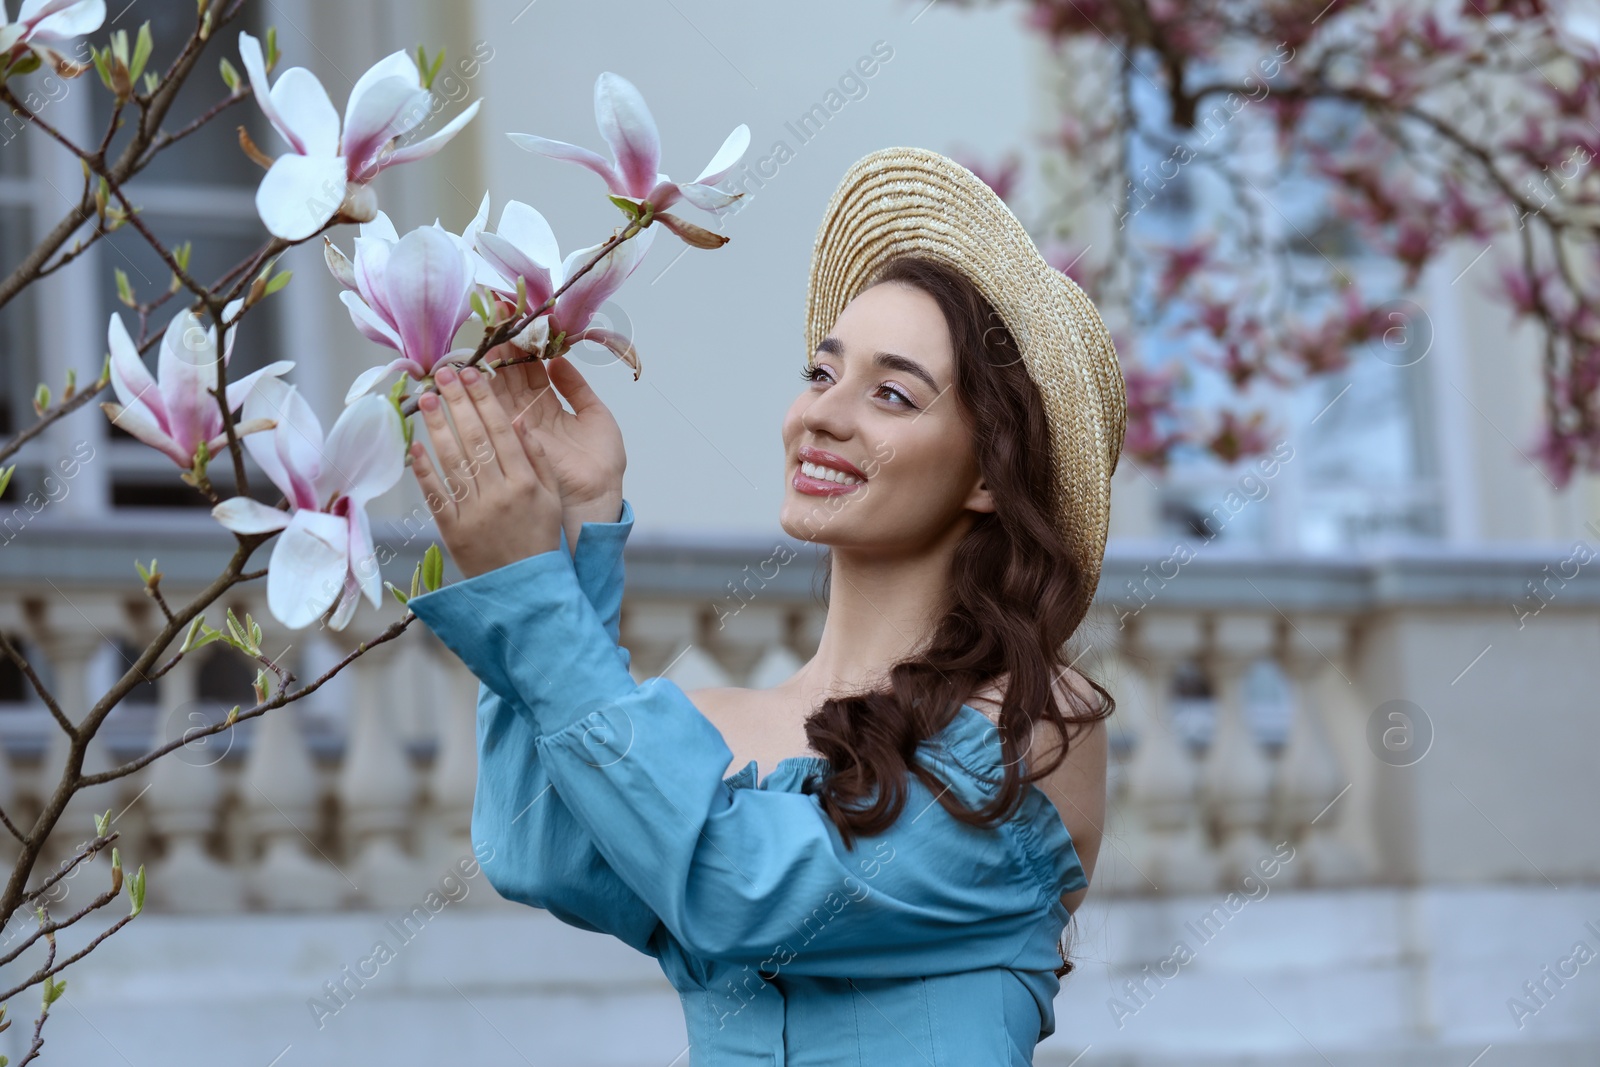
[239,31,481,241]
[473,196,657,374]
[211,377,405,631]
[508,71,749,226]
[0,0,103,69]
[325,209,480,403]
[100,306,293,468]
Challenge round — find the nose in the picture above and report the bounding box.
[799,368,856,442]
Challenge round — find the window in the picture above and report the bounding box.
[2,0,283,514]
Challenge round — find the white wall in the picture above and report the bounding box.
[388,0,1060,540]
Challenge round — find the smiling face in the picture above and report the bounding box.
[780,280,995,555]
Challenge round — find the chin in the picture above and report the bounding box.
[779,495,856,546]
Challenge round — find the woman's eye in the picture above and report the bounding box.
[877,384,916,408]
[801,363,832,384]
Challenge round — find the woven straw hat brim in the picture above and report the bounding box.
[804,146,1127,634]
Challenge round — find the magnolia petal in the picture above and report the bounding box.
[219,296,246,363]
[507,132,620,191]
[324,237,358,290]
[317,393,405,505]
[17,0,88,24]
[100,400,187,466]
[475,230,555,308]
[211,495,292,535]
[360,210,401,243]
[594,71,660,199]
[346,500,383,608]
[384,225,473,371]
[223,359,295,412]
[342,356,420,404]
[378,97,482,169]
[267,65,341,158]
[106,312,166,424]
[351,227,398,326]
[156,308,218,461]
[21,0,104,43]
[510,315,551,355]
[569,325,641,379]
[691,123,751,186]
[340,289,403,351]
[641,178,683,213]
[339,181,379,223]
[554,226,656,334]
[242,376,323,509]
[266,509,350,630]
[326,572,363,631]
[462,190,491,245]
[499,199,562,272]
[656,210,729,249]
[203,415,278,457]
[342,53,432,179]
[677,180,743,214]
[440,191,505,291]
[255,152,348,241]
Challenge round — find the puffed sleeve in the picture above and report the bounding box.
[458,499,663,957]
[408,539,1062,978]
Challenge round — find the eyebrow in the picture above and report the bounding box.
[814,336,940,393]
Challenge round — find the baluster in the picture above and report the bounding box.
[710,602,789,685]
[423,646,489,903]
[1075,640,1150,897]
[746,641,804,691]
[33,617,117,871]
[242,700,349,910]
[622,600,701,680]
[146,655,242,911]
[1201,614,1277,885]
[661,643,733,692]
[335,637,423,907]
[1125,613,1219,894]
[1275,617,1367,887]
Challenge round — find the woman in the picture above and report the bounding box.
[406,147,1128,1065]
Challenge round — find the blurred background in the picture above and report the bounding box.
[1,0,1598,1063]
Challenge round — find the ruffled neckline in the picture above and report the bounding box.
[720,700,1088,906]
[720,701,1000,792]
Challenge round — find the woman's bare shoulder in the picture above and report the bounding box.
[683,685,747,724]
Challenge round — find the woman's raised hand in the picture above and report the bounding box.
[483,343,627,530]
[409,361,564,580]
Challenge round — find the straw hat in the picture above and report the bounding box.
[804,146,1127,635]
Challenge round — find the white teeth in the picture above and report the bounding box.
[800,460,863,485]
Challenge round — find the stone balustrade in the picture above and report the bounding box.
[1,514,1595,915]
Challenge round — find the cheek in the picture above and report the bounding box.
[873,424,968,503]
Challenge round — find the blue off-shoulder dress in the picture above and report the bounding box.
[406,499,1089,1066]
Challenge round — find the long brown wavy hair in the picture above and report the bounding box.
[797,255,1116,978]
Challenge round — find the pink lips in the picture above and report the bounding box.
[793,444,868,497]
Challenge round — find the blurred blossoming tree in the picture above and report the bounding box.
[949,0,1600,488]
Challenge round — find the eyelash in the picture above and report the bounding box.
[800,363,917,409]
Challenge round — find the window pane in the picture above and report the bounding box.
[0,204,51,518]
[0,104,29,175]
[87,0,268,188]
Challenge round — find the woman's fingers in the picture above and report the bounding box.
[512,414,560,495]
[408,438,457,529]
[434,364,507,488]
[544,355,604,416]
[456,363,533,487]
[490,348,562,431]
[416,387,473,502]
